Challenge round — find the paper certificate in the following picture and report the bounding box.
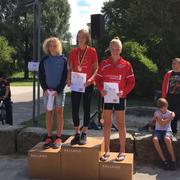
[71,72,87,92]
[47,90,55,111]
[104,82,119,103]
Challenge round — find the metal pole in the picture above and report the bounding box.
[22,0,40,126]
[37,1,41,125]
[96,38,102,123]
[32,1,37,126]
[33,0,41,126]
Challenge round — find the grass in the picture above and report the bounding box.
[10,71,33,78]
[11,80,33,86]
[21,94,154,129]
[10,71,33,86]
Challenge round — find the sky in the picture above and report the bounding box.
[67,0,108,44]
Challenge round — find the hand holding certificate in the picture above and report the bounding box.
[104,82,119,103]
[71,72,87,92]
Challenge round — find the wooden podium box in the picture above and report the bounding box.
[99,153,134,180]
[28,142,61,179]
[61,136,104,180]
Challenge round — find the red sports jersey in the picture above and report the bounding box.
[95,56,135,98]
[68,46,98,81]
[161,70,172,98]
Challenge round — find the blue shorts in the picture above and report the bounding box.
[43,91,65,109]
[153,130,173,141]
[104,98,126,111]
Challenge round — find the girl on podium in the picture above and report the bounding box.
[95,37,135,161]
[67,29,98,145]
[39,37,67,149]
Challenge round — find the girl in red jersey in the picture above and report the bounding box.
[67,29,98,145]
[95,37,135,161]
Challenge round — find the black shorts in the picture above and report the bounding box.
[103,98,126,111]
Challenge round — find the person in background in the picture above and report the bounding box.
[0,73,13,125]
[152,98,176,170]
[39,37,67,149]
[162,58,180,135]
[67,29,98,145]
[95,37,135,161]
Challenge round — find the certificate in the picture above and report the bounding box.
[71,72,86,92]
[104,82,119,103]
[47,90,55,111]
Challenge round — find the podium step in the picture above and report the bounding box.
[61,136,104,180]
[28,138,134,180]
[99,152,134,180]
[28,142,61,179]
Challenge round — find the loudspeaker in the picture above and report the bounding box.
[91,14,105,39]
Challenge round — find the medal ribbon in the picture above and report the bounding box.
[78,46,88,68]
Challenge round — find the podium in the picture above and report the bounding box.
[99,153,134,180]
[61,136,104,180]
[28,142,61,179]
[28,137,134,180]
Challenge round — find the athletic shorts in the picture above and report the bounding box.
[104,98,126,111]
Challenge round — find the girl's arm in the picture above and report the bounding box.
[85,61,98,87]
[67,63,73,87]
[156,112,175,126]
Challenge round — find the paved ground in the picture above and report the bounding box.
[0,86,179,180]
[10,86,44,125]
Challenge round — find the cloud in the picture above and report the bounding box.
[67,0,108,44]
[77,0,90,7]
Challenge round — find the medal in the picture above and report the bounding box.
[77,46,88,72]
[78,65,82,72]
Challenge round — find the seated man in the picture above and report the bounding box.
[0,73,13,125]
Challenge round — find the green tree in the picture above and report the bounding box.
[0,0,71,78]
[102,0,180,75]
[0,36,15,76]
[122,41,159,97]
[124,0,180,74]
[41,0,71,40]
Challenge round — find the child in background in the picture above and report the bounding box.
[152,98,176,170]
[162,58,180,135]
[0,73,13,125]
